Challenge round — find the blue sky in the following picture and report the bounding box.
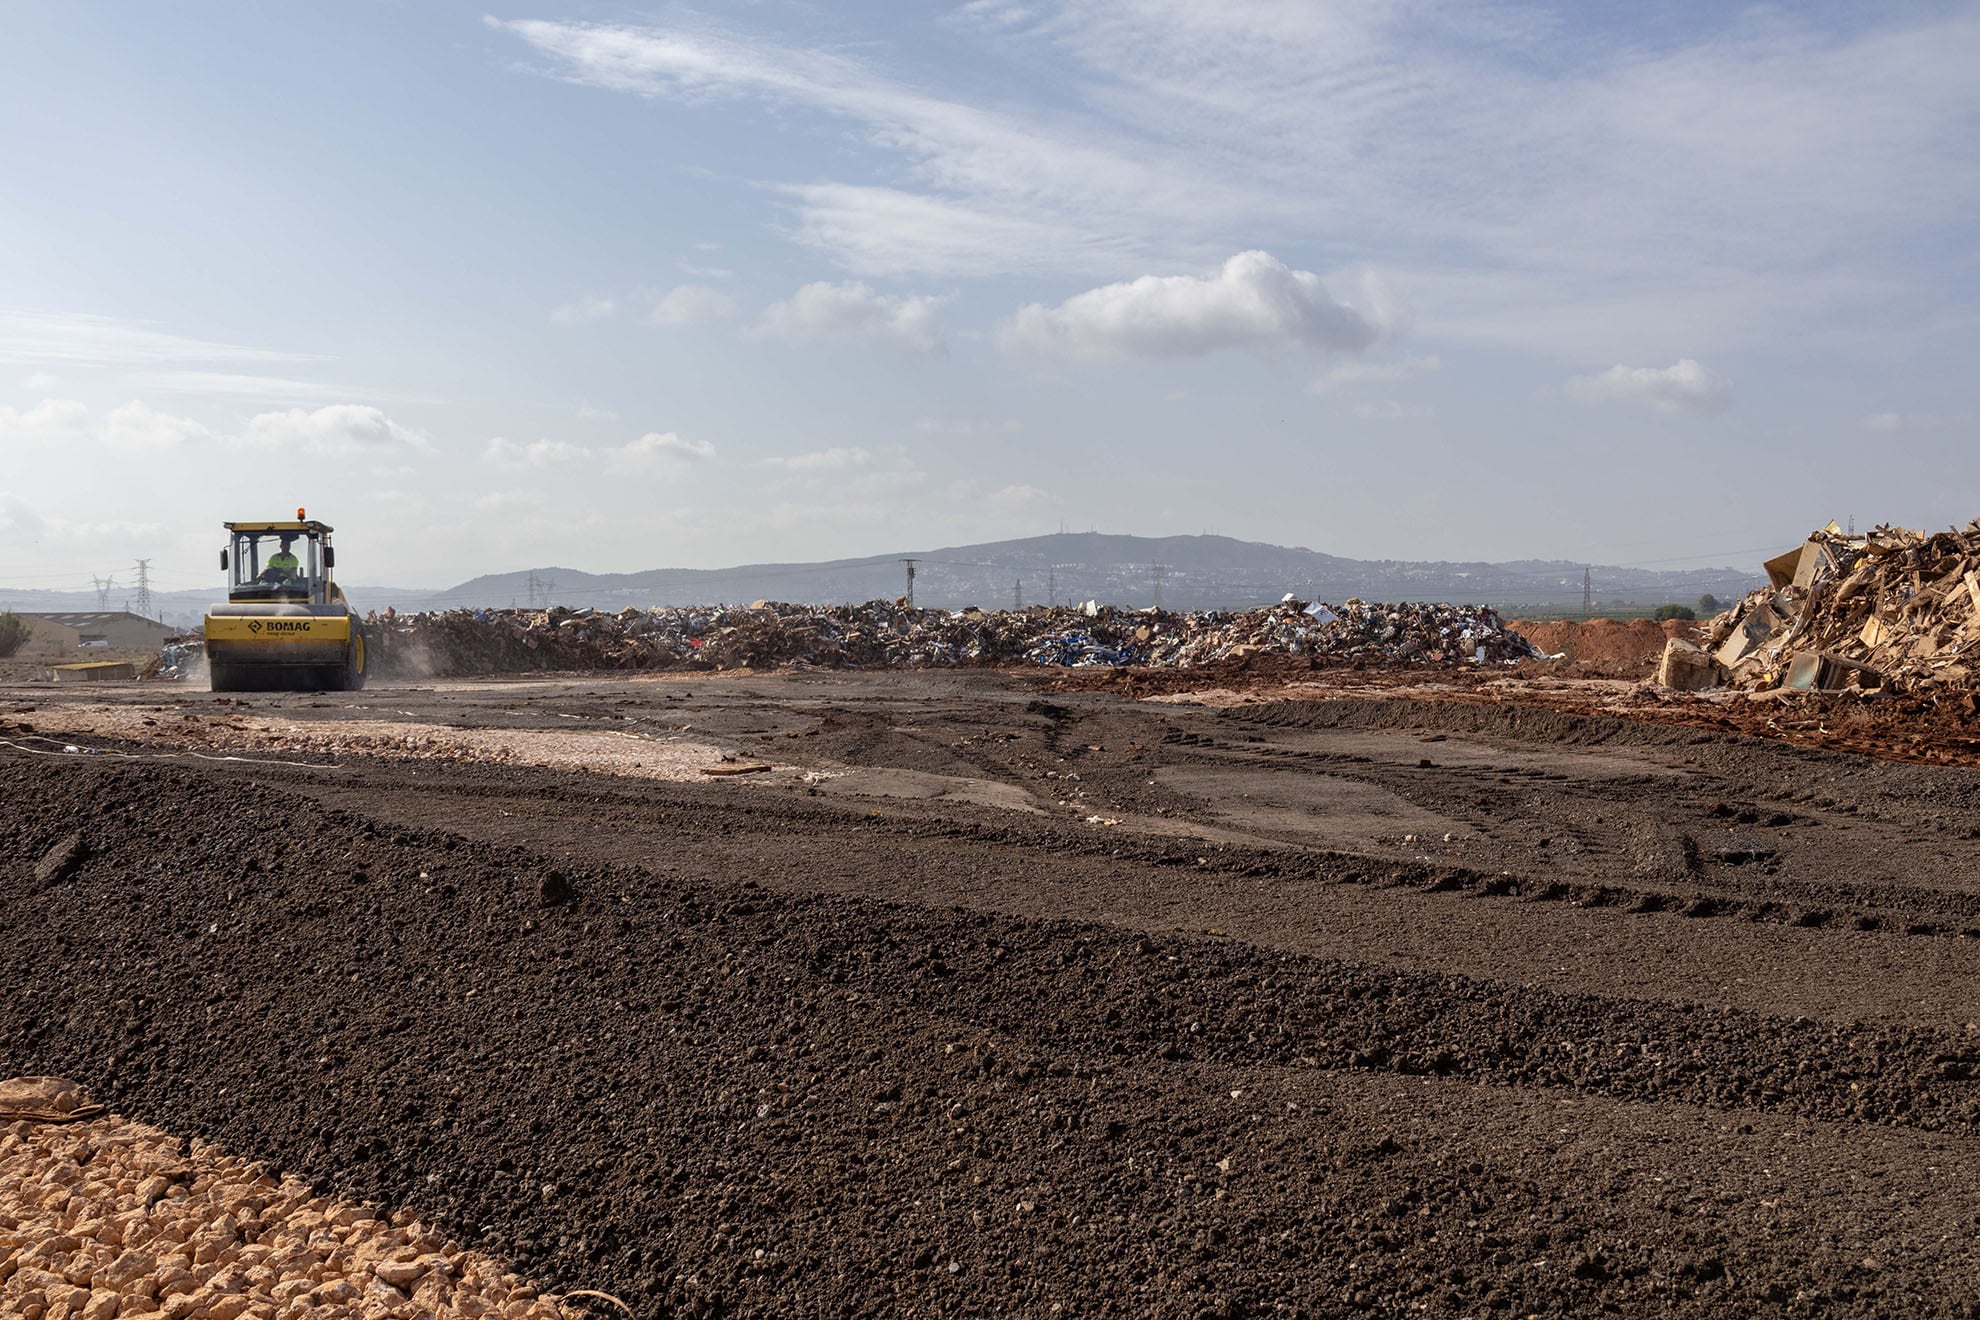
[2,1,1977,592]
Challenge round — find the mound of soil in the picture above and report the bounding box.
[1510,618,1697,673]
[5,751,1980,1315]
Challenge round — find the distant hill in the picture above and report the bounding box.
[0,532,1763,621]
[365,532,1760,614]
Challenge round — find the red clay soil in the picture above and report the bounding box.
[1509,618,1697,668]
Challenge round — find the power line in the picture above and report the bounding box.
[132,559,153,619]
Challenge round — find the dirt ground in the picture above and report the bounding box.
[6,666,1980,1316]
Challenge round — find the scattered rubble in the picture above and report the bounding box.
[138,639,202,683]
[1699,521,1980,694]
[357,598,1540,678]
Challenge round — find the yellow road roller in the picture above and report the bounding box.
[204,509,368,691]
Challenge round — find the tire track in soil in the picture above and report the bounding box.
[279,756,1980,1029]
[6,754,1980,1315]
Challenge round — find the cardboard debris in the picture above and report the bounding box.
[359,597,1544,679]
[1697,520,1980,694]
[1656,637,1721,691]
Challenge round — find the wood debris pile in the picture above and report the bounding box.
[1704,520,1980,693]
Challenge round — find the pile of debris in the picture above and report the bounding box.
[1663,520,1980,694]
[140,637,203,681]
[359,597,1542,678]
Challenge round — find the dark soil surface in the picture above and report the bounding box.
[6,670,1980,1316]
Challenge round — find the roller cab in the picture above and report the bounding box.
[204,511,368,691]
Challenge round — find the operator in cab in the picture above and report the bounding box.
[260,534,302,585]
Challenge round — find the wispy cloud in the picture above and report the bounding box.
[0,492,165,545]
[1863,410,1971,435]
[651,284,737,326]
[494,9,1980,361]
[755,282,946,356]
[550,295,616,325]
[123,370,356,402]
[916,417,1022,439]
[474,490,547,513]
[1349,399,1433,423]
[494,17,1208,277]
[486,437,590,469]
[0,310,324,368]
[760,446,873,471]
[1311,355,1442,395]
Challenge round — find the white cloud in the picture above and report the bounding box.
[1564,359,1732,416]
[22,372,56,390]
[495,8,1980,375]
[0,397,213,450]
[755,282,946,355]
[0,398,90,445]
[1311,355,1442,395]
[247,404,428,452]
[576,404,620,422]
[611,431,714,466]
[760,446,873,471]
[550,295,616,325]
[680,263,733,280]
[101,401,214,449]
[486,437,590,469]
[651,284,737,326]
[998,251,1379,362]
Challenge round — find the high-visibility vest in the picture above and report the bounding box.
[268,551,299,571]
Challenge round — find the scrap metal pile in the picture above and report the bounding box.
[1677,520,1980,694]
[359,597,1541,678]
